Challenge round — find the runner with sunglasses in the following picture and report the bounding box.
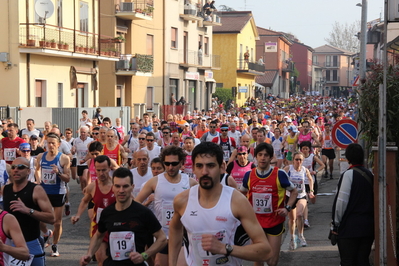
[135,146,197,266]
[212,124,236,163]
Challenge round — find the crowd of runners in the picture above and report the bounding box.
[0,94,358,266]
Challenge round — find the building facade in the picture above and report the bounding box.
[255,27,291,98]
[213,11,264,106]
[313,45,354,98]
[291,41,314,94]
[0,0,118,108]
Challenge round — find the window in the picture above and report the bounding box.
[57,0,63,27]
[146,87,153,110]
[171,28,177,48]
[35,80,44,107]
[80,1,89,32]
[116,85,122,106]
[204,37,209,55]
[326,55,338,67]
[312,55,318,65]
[57,83,63,107]
[147,34,154,56]
[326,70,338,81]
[198,35,203,49]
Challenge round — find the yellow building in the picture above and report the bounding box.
[213,11,264,106]
[0,0,118,107]
[99,0,162,117]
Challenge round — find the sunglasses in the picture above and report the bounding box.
[139,138,145,140]
[163,132,170,135]
[294,158,303,161]
[92,132,99,135]
[146,139,154,142]
[153,124,158,126]
[237,152,246,156]
[130,123,136,125]
[210,126,216,128]
[20,150,31,153]
[221,129,228,132]
[11,164,29,170]
[163,161,180,166]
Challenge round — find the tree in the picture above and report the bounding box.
[325,21,360,53]
[218,5,235,11]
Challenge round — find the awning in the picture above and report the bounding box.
[254,82,265,89]
[386,35,399,51]
[205,78,216,82]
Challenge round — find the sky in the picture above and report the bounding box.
[215,0,383,48]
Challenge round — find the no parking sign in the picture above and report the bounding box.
[331,119,358,149]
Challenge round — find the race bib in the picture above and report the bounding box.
[7,254,34,266]
[292,179,304,194]
[161,201,174,228]
[223,150,230,161]
[77,150,88,162]
[191,231,228,266]
[109,231,135,261]
[252,193,273,214]
[4,148,16,161]
[324,140,333,148]
[42,168,56,185]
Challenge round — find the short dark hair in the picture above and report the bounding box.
[94,155,111,167]
[82,110,88,114]
[151,157,163,165]
[160,145,186,163]
[46,132,60,142]
[345,143,364,165]
[299,141,312,150]
[254,142,274,158]
[113,167,133,185]
[192,142,223,166]
[7,123,18,129]
[89,141,104,152]
[27,118,35,123]
[103,117,111,123]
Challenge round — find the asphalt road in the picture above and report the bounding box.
[45,164,343,266]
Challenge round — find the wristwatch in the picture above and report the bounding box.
[225,244,233,257]
[285,205,292,212]
[29,209,35,215]
[141,252,148,261]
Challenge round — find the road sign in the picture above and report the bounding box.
[352,76,360,86]
[331,119,358,149]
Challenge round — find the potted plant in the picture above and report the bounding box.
[50,39,56,48]
[39,38,46,47]
[135,8,142,13]
[146,6,154,15]
[27,37,36,46]
[62,42,69,50]
[89,46,95,53]
[57,42,63,49]
[114,36,125,43]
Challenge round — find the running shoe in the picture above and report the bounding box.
[64,203,71,216]
[330,174,333,179]
[43,230,53,248]
[300,237,307,247]
[289,238,297,250]
[51,244,59,257]
[76,176,80,184]
[324,171,329,178]
[304,219,310,228]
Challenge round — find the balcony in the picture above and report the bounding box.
[115,0,154,20]
[180,3,203,22]
[116,54,153,76]
[19,23,121,61]
[178,50,220,69]
[202,13,222,26]
[324,62,340,68]
[325,77,340,83]
[237,59,265,76]
[282,61,294,72]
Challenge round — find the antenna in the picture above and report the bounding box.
[35,0,55,21]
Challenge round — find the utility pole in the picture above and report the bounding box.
[359,0,367,81]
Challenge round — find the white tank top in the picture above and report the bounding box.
[287,165,307,198]
[28,157,36,183]
[302,154,314,185]
[181,185,242,266]
[131,167,153,197]
[154,172,190,236]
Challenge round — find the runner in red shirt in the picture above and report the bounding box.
[1,123,26,164]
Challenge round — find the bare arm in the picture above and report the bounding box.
[189,177,198,187]
[35,153,43,184]
[168,190,188,266]
[227,176,238,189]
[313,156,325,174]
[228,149,237,164]
[80,230,106,266]
[58,154,71,183]
[135,177,157,203]
[2,214,30,261]
[71,183,95,224]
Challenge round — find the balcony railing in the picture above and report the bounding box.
[237,59,265,73]
[324,62,340,68]
[115,0,154,20]
[282,61,294,72]
[325,77,340,83]
[116,54,153,73]
[19,23,121,57]
[178,49,220,68]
